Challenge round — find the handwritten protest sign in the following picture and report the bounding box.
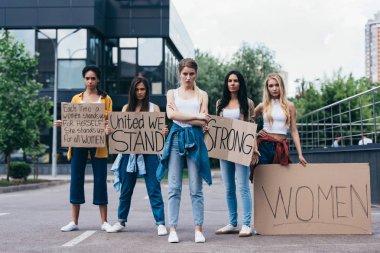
[61,103,105,147]
[204,115,257,166]
[108,112,165,154]
[254,163,372,234]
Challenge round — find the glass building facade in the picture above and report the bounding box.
[1,0,194,162]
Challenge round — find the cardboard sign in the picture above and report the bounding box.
[254,163,372,235]
[108,112,165,154]
[204,115,257,166]
[61,103,105,147]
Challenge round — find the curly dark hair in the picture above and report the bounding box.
[82,65,107,98]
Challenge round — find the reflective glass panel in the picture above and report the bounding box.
[57,29,87,59]
[58,60,86,89]
[9,29,35,54]
[37,29,56,39]
[121,49,136,77]
[120,38,137,48]
[138,38,162,66]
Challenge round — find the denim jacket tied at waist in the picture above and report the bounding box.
[156,123,212,185]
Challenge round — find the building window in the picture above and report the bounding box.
[36,29,57,89]
[120,38,137,48]
[138,38,163,66]
[58,60,86,89]
[165,43,179,92]
[9,29,35,54]
[121,49,137,78]
[57,29,87,59]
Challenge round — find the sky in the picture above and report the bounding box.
[172,0,380,97]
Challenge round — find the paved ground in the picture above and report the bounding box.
[1,174,380,253]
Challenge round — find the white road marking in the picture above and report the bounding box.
[62,230,96,247]
[0,213,9,216]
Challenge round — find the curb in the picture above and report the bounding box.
[0,180,69,194]
[0,169,222,194]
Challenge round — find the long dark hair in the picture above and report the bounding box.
[82,65,107,98]
[217,70,249,118]
[127,76,150,112]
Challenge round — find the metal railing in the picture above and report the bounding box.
[291,86,380,150]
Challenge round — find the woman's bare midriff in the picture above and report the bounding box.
[266,132,287,140]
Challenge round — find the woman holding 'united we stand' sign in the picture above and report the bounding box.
[105,76,168,236]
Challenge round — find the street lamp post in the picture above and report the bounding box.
[35,28,80,177]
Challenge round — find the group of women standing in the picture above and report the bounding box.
[55,58,307,243]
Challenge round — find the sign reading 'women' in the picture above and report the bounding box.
[108,112,166,154]
[204,116,257,166]
[254,163,372,234]
[61,103,105,147]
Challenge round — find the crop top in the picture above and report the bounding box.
[172,88,200,128]
[263,99,289,135]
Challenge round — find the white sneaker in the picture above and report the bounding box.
[157,225,168,236]
[168,231,179,243]
[61,221,79,232]
[101,222,112,232]
[195,231,206,243]
[215,224,238,234]
[239,225,252,237]
[107,222,125,233]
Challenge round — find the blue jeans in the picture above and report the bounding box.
[168,134,204,227]
[118,154,165,225]
[220,160,252,226]
[258,141,276,165]
[70,147,108,205]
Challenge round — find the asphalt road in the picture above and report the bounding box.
[1,176,380,253]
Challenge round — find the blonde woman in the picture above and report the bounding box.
[157,58,211,243]
[251,73,307,177]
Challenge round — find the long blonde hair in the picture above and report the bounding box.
[178,58,203,104]
[262,73,290,126]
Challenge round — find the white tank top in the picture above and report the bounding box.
[263,99,289,135]
[222,108,240,120]
[149,102,155,112]
[173,88,200,128]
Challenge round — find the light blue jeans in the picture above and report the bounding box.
[220,159,252,226]
[168,134,204,228]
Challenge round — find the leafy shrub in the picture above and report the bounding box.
[9,161,31,180]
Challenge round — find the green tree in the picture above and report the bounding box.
[231,43,280,104]
[195,49,229,114]
[0,30,52,181]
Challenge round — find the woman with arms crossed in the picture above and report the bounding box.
[157,58,211,243]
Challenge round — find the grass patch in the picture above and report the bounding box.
[0,178,49,187]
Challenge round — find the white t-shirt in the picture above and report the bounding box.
[358,137,373,145]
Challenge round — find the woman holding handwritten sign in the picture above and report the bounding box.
[251,73,307,176]
[55,65,113,232]
[105,77,168,236]
[157,58,211,243]
[215,70,257,237]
